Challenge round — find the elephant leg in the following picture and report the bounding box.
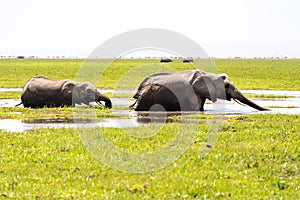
[198,97,206,111]
[134,96,149,111]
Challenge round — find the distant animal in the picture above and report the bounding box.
[131,70,269,111]
[183,58,193,63]
[15,76,112,108]
[160,58,173,63]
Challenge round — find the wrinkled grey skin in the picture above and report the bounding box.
[16,76,112,108]
[131,70,268,111]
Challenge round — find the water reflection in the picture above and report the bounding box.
[0,111,196,133]
[0,118,142,133]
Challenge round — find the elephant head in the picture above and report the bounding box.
[219,74,268,111]
[62,81,112,108]
[192,73,268,111]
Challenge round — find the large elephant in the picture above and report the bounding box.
[16,76,112,108]
[131,70,268,111]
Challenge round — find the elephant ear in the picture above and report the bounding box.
[192,74,218,102]
[61,81,80,105]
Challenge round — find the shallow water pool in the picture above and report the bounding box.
[0,89,299,132]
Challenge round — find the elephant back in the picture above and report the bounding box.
[21,76,69,107]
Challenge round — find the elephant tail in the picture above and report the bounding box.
[15,102,23,107]
[130,92,140,108]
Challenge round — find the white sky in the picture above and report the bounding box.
[0,0,299,58]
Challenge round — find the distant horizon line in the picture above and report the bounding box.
[1,55,299,59]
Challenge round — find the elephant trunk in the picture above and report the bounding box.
[95,92,112,108]
[234,92,269,111]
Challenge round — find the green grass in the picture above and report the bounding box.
[0,58,299,90]
[0,92,21,99]
[0,58,299,199]
[0,59,81,88]
[0,107,122,120]
[214,59,300,90]
[0,114,299,199]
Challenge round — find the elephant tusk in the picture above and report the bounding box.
[233,98,247,106]
[129,99,137,108]
[96,100,104,106]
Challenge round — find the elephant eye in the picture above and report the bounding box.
[87,89,94,93]
[225,84,230,89]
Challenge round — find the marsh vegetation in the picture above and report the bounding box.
[0,59,299,199]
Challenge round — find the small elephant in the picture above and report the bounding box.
[131,70,268,111]
[16,76,112,108]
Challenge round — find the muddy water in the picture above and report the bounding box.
[0,89,299,132]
